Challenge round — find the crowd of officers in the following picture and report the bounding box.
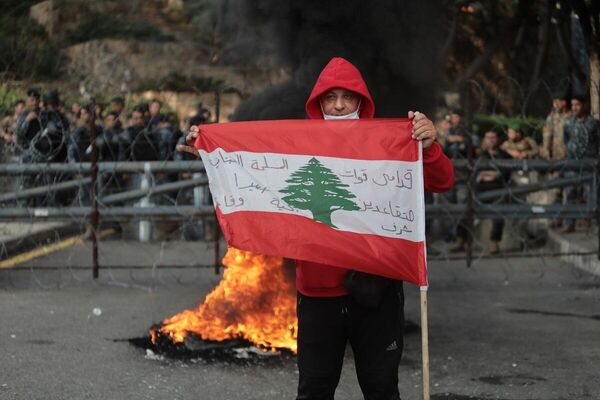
[437,91,600,253]
[2,87,599,249]
[0,88,212,207]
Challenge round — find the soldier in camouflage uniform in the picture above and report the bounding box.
[541,93,570,225]
[500,125,539,160]
[541,93,569,161]
[500,124,539,242]
[0,100,25,198]
[561,95,600,232]
[1,100,25,158]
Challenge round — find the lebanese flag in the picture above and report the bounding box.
[195,119,427,286]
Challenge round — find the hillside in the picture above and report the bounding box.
[4,0,286,98]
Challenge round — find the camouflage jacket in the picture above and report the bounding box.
[0,115,17,135]
[563,115,600,160]
[500,137,539,159]
[541,110,569,160]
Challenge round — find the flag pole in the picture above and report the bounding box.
[420,285,430,400]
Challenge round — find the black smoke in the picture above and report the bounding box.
[230,1,451,121]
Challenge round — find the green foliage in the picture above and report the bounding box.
[0,7,63,79]
[189,1,222,40]
[185,0,225,38]
[184,0,233,62]
[0,0,42,16]
[0,84,26,116]
[64,12,174,44]
[280,157,359,228]
[137,72,239,93]
[472,113,545,142]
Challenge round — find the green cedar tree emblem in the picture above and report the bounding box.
[279,157,360,228]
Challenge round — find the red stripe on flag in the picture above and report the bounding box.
[195,119,418,161]
[216,208,427,286]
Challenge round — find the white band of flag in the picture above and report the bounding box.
[200,148,425,242]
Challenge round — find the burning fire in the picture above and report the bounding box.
[152,247,298,353]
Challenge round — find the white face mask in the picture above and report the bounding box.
[321,100,361,120]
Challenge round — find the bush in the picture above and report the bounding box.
[137,73,239,94]
[0,9,63,79]
[472,114,545,143]
[65,12,174,44]
[0,84,26,116]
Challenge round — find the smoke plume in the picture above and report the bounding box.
[230,1,450,120]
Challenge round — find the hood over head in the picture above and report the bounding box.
[305,57,375,119]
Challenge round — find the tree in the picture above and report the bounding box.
[446,0,599,118]
[568,0,600,119]
[279,157,360,228]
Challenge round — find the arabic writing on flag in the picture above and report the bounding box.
[195,119,428,286]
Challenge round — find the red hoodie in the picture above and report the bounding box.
[296,57,455,297]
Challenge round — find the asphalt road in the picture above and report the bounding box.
[1,241,599,400]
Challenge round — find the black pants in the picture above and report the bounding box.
[296,284,404,400]
[490,218,504,242]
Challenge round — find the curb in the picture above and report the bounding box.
[546,229,600,277]
[0,223,84,260]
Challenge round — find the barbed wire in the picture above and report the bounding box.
[1,74,599,290]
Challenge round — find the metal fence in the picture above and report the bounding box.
[1,157,599,280]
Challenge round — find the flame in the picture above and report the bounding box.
[155,247,298,353]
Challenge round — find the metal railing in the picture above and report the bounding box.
[1,158,599,272]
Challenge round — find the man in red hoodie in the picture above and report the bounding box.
[182,57,454,400]
[294,57,453,400]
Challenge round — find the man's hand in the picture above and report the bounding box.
[481,171,499,182]
[408,111,436,149]
[26,111,37,122]
[176,125,200,157]
[506,149,521,159]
